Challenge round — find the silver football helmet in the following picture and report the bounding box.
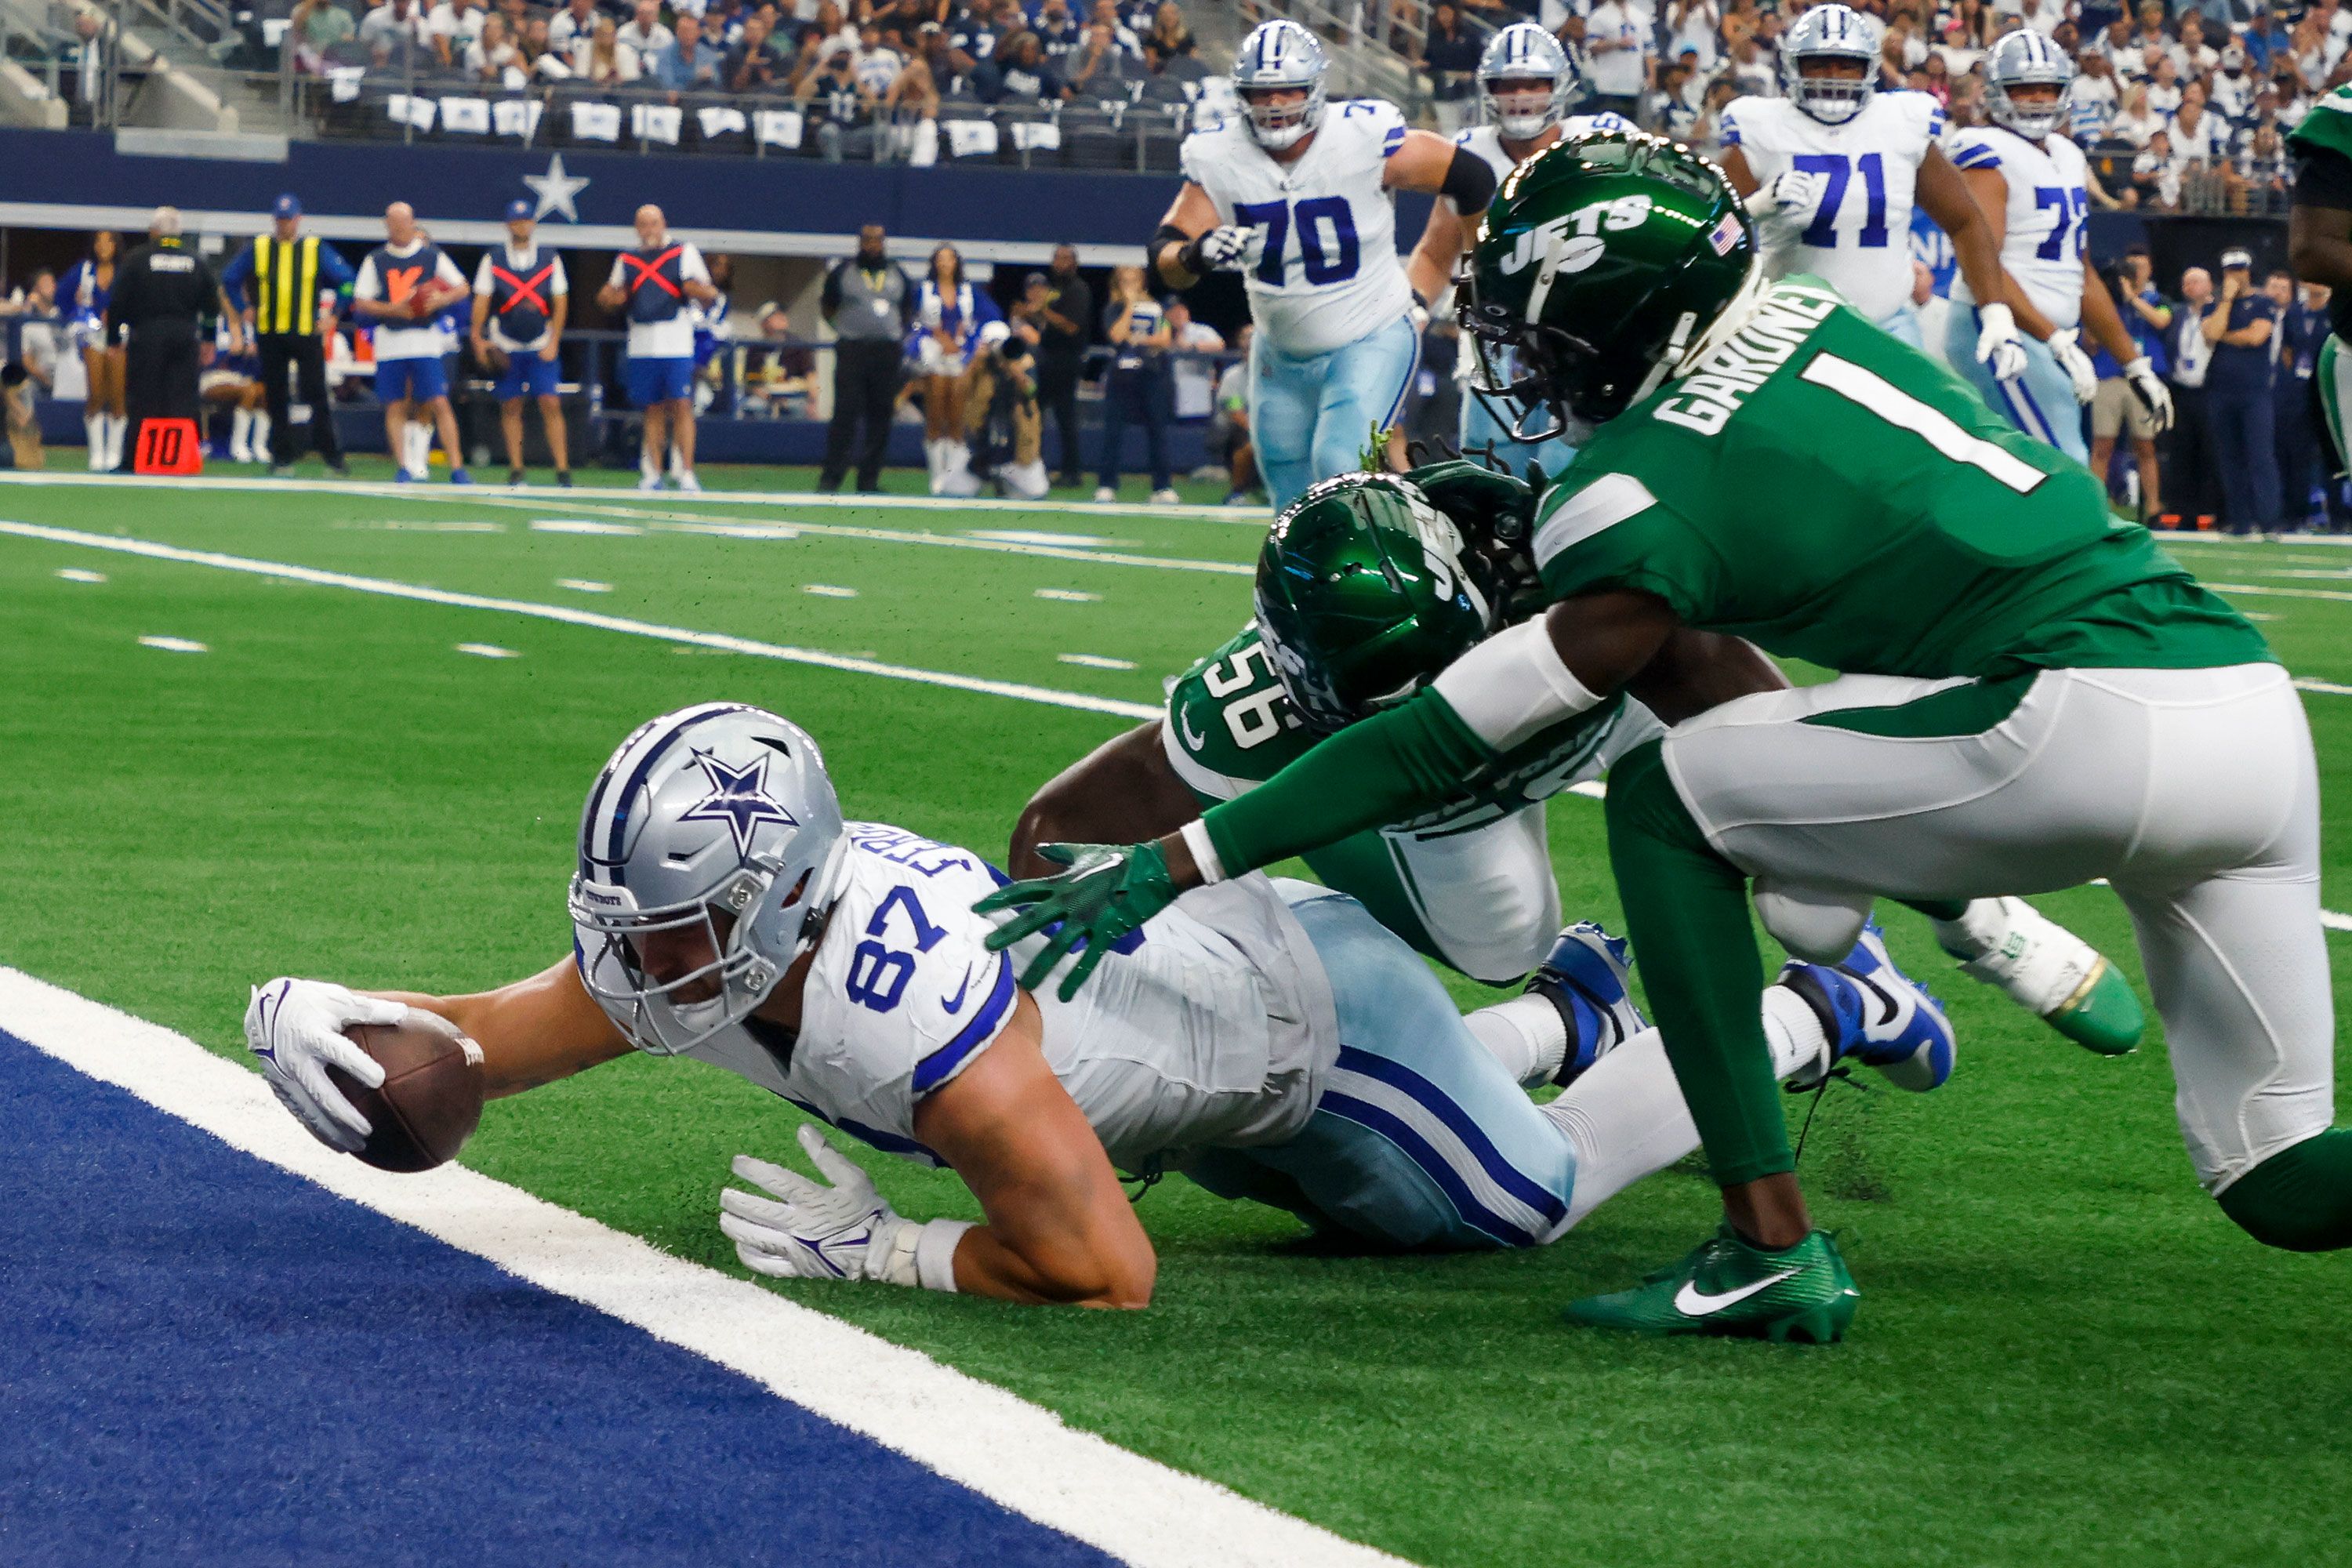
[1985,27,2074,140]
[1478,22,1579,143]
[1232,19,1329,151]
[1780,3,1880,125]
[569,702,849,1056]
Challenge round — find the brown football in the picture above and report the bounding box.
[326,1010,486,1173]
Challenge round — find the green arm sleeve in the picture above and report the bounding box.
[1200,688,1499,877]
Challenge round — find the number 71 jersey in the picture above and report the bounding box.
[1180,100,1414,356]
[1719,91,1944,325]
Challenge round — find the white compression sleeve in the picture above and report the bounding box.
[1538,988,1830,1230]
[1428,618,1602,752]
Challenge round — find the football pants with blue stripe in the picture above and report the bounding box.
[1250,314,1422,513]
[1179,892,1831,1248]
[1946,307,2087,463]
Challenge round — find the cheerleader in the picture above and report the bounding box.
[59,230,125,470]
[906,244,998,494]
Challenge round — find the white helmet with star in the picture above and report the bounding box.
[569,702,849,1055]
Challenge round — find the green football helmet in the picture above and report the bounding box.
[1464,129,1761,434]
[1254,473,1499,733]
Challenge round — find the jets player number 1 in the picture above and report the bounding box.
[1152,19,1499,510]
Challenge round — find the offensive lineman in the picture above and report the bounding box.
[242,702,1954,1303]
[1403,23,1631,474]
[1944,31,2171,460]
[1013,466,2143,1058]
[982,131,2350,1342]
[1717,5,2012,358]
[1151,19,1499,510]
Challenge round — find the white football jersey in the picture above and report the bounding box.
[1179,100,1415,357]
[1945,124,2088,330]
[1720,92,1944,324]
[579,822,1338,1176]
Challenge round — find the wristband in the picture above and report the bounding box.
[913,1218,972,1293]
[1178,818,1228,886]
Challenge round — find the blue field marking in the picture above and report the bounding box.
[0,1028,1115,1568]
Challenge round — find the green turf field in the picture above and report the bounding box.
[5,467,2351,1566]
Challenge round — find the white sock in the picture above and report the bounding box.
[641,448,662,481]
[231,407,253,456]
[668,441,686,478]
[103,414,125,468]
[405,423,430,474]
[1537,985,1830,1230]
[85,414,104,469]
[1929,898,2007,962]
[1464,994,1569,1089]
[251,411,271,458]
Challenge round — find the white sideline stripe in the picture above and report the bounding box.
[1556,782,2352,930]
[0,968,1409,1568]
[0,522,1161,724]
[2211,582,2352,605]
[0,468,1273,524]
[138,634,208,653]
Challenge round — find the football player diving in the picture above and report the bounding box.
[244,700,1955,1307]
[1151,19,1500,511]
[978,131,2350,1342]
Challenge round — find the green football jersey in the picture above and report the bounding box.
[2288,83,2352,165]
[1164,623,1636,833]
[1532,279,2272,679]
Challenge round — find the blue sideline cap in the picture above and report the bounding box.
[506,198,534,222]
[271,193,302,219]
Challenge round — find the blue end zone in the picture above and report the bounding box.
[0,1029,1114,1568]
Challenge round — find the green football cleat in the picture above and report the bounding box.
[1566,1227,1860,1344]
[1936,897,2144,1056]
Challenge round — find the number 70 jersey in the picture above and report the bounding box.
[1719,91,1945,325]
[1180,99,1414,356]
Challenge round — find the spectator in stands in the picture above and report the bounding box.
[2146,54,2183,117]
[728,11,793,92]
[1094,264,1171,504]
[2135,128,2185,210]
[2070,45,2120,140]
[521,17,575,78]
[547,0,598,56]
[2091,245,2170,523]
[292,0,357,73]
[466,15,521,81]
[2212,42,2258,122]
[2245,5,2288,75]
[619,0,674,61]
[2276,270,2329,530]
[579,18,641,82]
[359,0,432,61]
[651,13,724,93]
[1671,0,1724,71]
[1035,0,1082,67]
[2178,12,2220,81]
[1026,247,1091,488]
[1069,20,1134,94]
[2168,264,2219,522]
[909,244,996,492]
[2230,122,2293,212]
[426,0,485,67]
[1085,0,1141,58]
[991,31,1066,100]
[1421,3,1479,136]
[798,44,880,156]
[1148,31,1208,88]
[1148,2,1189,60]
[818,225,911,493]
[2112,82,2162,146]
[1650,53,1706,138]
[854,23,905,98]
[2170,83,2223,163]
[2204,247,2281,536]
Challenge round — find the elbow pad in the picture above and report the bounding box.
[1439,144,1499,213]
[1152,223,1193,284]
[1430,619,1603,751]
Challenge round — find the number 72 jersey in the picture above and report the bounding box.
[1179,99,1415,356]
[1719,91,1945,325]
[1944,123,2089,331]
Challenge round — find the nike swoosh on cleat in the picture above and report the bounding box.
[1673,1267,1801,1317]
[1853,973,1905,1033]
[942,964,975,1013]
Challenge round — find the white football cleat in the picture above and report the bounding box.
[1933,897,2144,1055]
[1092,486,1116,503]
[1149,487,1180,504]
[676,470,703,493]
[637,470,662,492]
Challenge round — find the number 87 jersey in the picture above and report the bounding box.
[1181,98,1415,356]
[1719,92,1945,328]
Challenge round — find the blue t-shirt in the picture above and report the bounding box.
[2278,299,2330,387]
[2204,292,2280,396]
[2089,285,2170,379]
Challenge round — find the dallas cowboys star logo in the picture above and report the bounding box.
[523,152,590,223]
[679,750,797,857]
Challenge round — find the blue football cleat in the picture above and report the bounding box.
[1777,923,1955,1092]
[1526,921,1649,1087]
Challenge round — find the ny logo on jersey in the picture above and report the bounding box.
[1497,195,1656,277]
[680,750,799,857]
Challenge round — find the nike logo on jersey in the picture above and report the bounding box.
[942,964,975,1013]
[1179,709,1207,751]
[1674,1268,1800,1317]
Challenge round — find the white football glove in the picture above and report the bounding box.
[1747,169,1828,227]
[1188,225,1250,274]
[2046,327,2099,404]
[720,1124,971,1289]
[2122,355,2176,433]
[1974,302,2028,383]
[243,978,403,1154]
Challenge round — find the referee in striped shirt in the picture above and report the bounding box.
[219,194,356,474]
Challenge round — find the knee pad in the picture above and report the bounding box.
[1753,880,1872,964]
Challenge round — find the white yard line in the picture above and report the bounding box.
[0,521,1160,724]
[0,467,1273,524]
[0,967,1408,1568]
